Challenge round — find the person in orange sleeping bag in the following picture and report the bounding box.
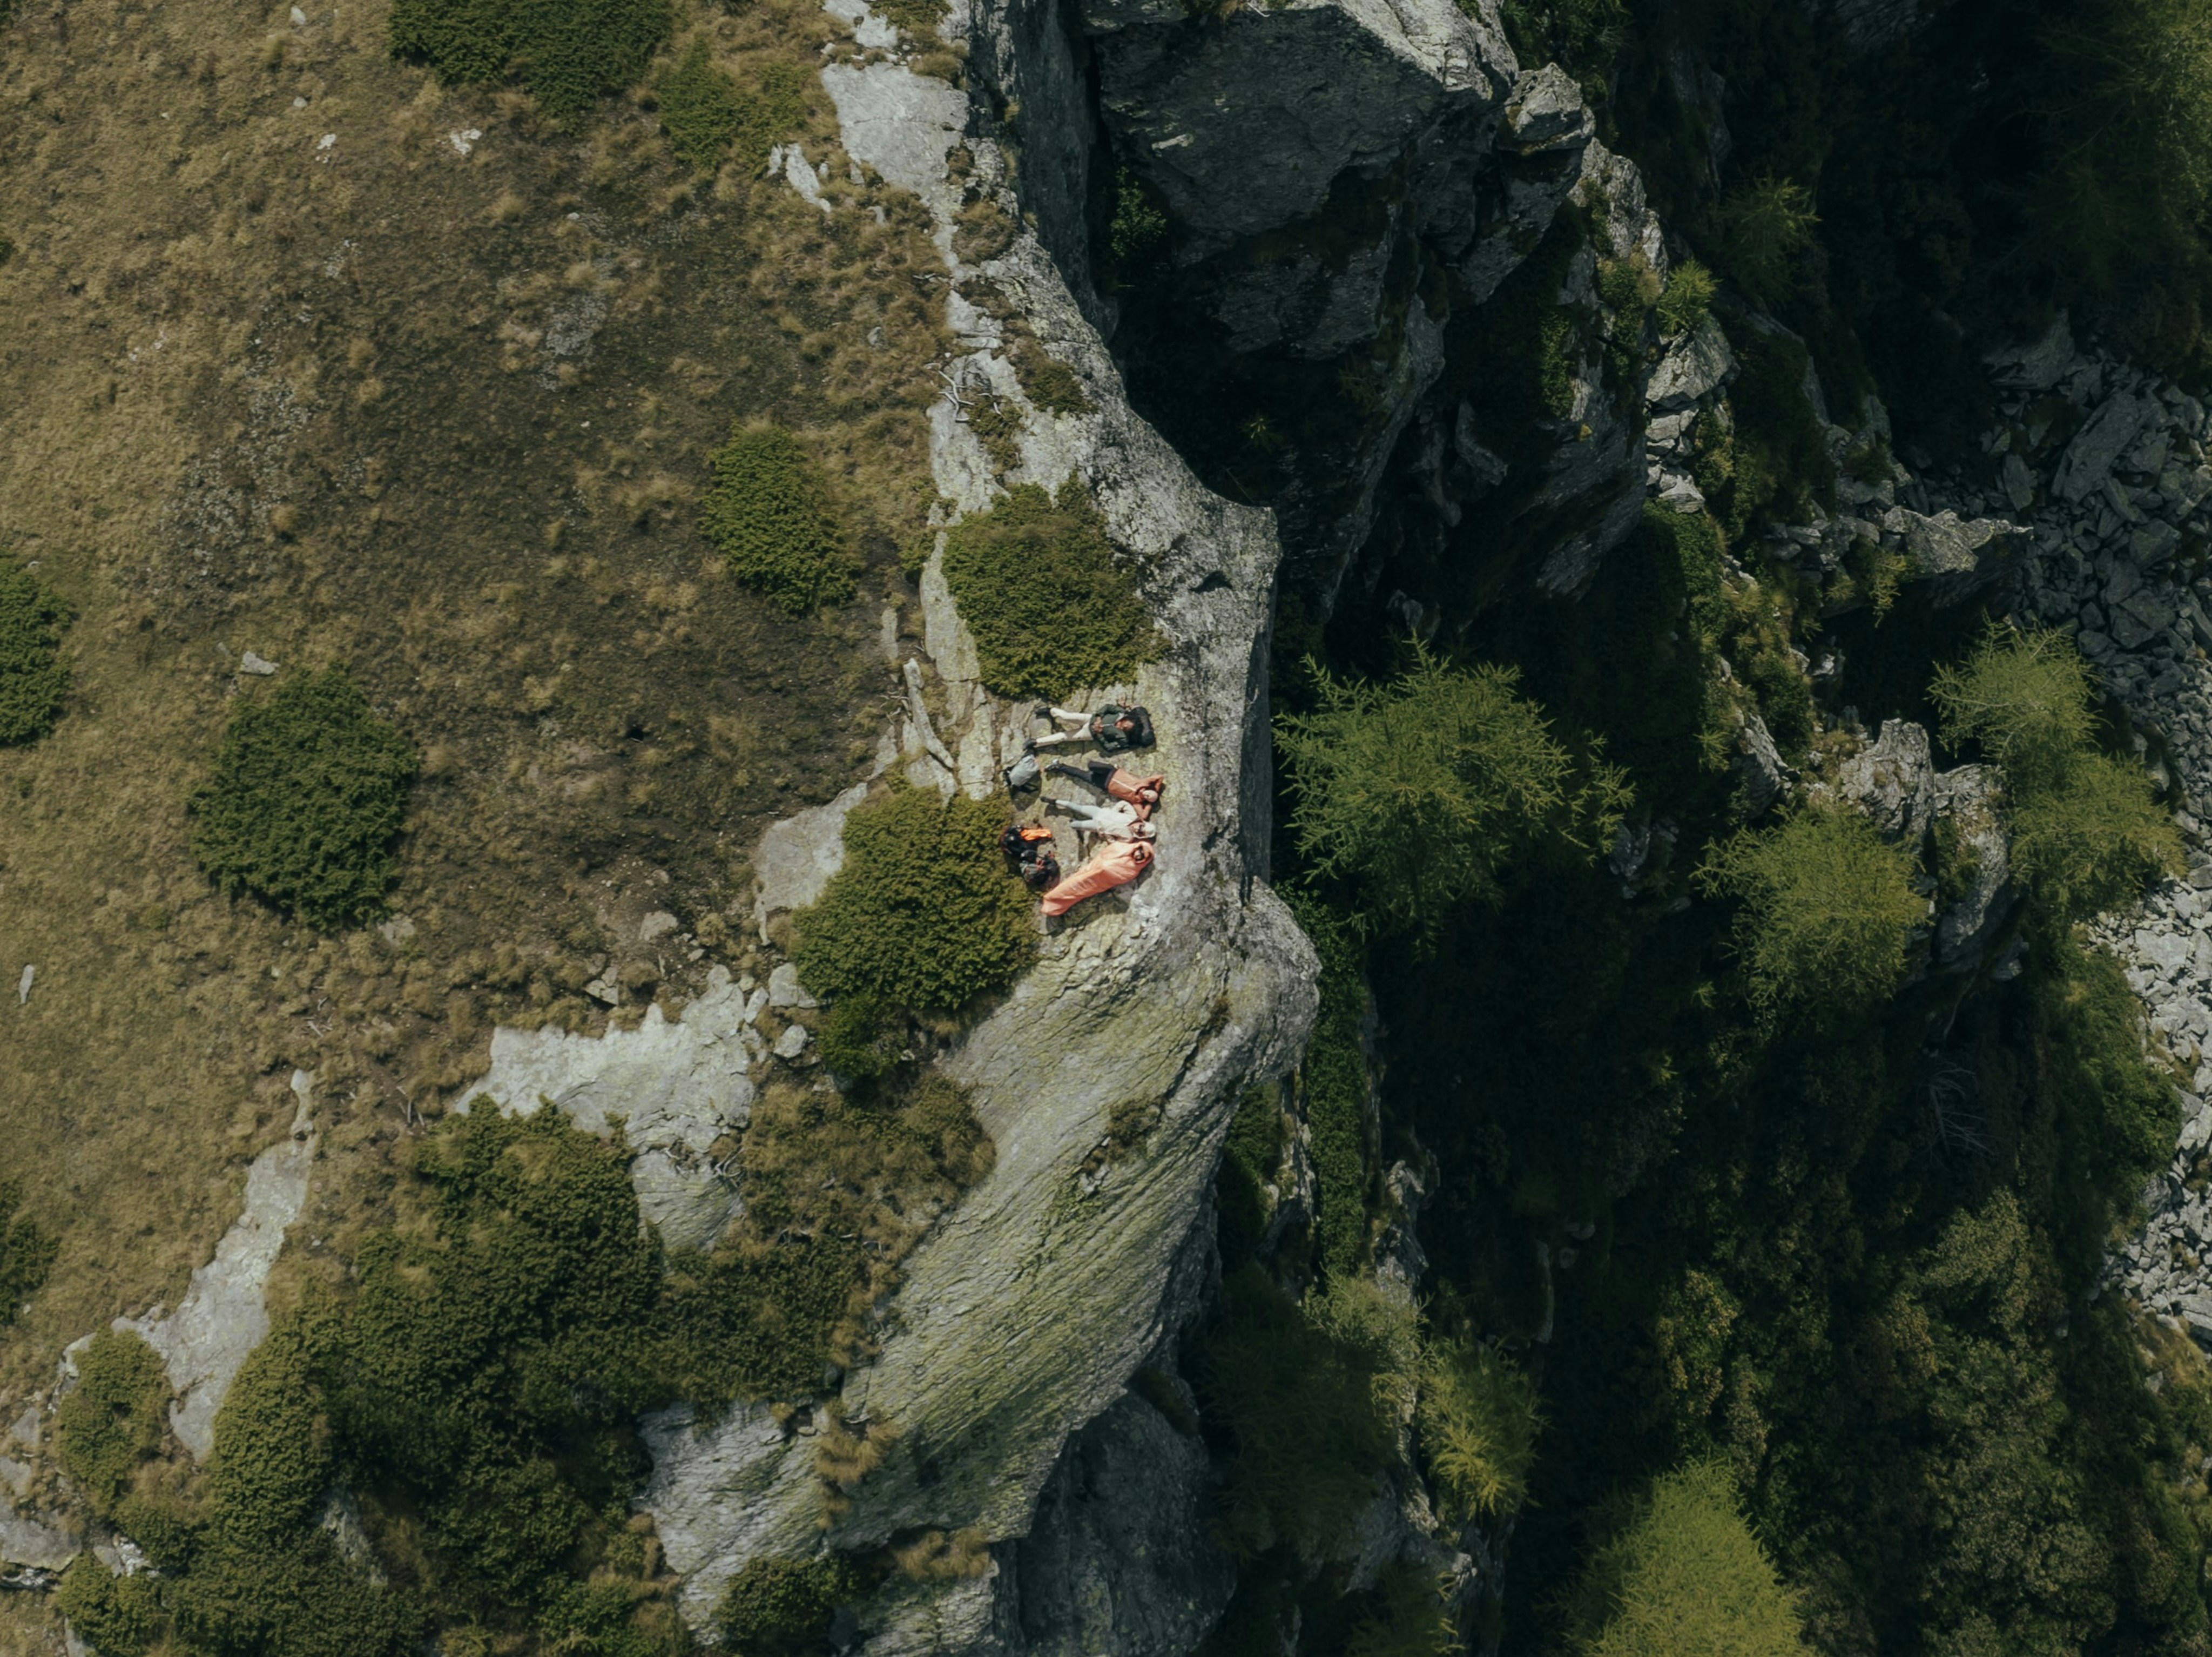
[1039,838,1154,917]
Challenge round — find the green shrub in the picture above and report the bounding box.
[1285,892,1374,1278]
[1108,166,1169,265]
[57,1330,170,1515]
[0,1180,56,1328]
[815,991,903,1081]
[1931,624,2181,919]
[868,0,948,33]
[111,1491,207,1575]
[1655,258,1717,337]
[1277,645,1630,946]
[389,0,671,117]
[701,425,857,616]
[791,783,1035,1016]
[1715,177,1819,306]
[939,481,1158,702]
[1344,1563,1456,1657]
[1700,809,1924,1030]
[717,1555,860,1657]
[168,1532,422,1657]
[208,1314,332,1545]
[0,552,70,745]
[1217,1085,1286,1265]
[188,668,418,931]
[1562,1460,1811,1656]
[1201,1266,1399,1561]
[1417,1339,1541,1525]
[1015,345,1094,418]
[658,40,804,174]
[55,1554,164,1656]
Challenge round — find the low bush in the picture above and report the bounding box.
[1277,645,1630,947]
[1107,167,1169,268]
[188,668,418,931]
[666,1072,992,1404]
[1562,1460,1811,1656]
[1655,258,1717,337]
[815,991,903,1081]
[1931,624,2181,919]
[791,783,1034,1016]
[207,1315,333,1545]
[1201,1267,1399,1561]
[0,1180,56,1329]
[717,1556,859,1657]
[56,1330,170,1516]
[1715,176,1819,307]
[1284,893,1374,1279]
[0,553,69,745]
[55,1554,164,1656]
[658,41,804,174]
[1699,808,1925,1031]
[939,481,1158,702]
[701,425,857,616]
[1417,1338,1542,1525]
[389,0,671,117]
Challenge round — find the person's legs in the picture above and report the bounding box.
[1044,761,1097,788]
[1031,729,1087,750]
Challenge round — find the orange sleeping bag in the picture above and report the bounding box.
[1040,838,1154,917]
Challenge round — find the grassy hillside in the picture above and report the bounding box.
[0,0,948,1584]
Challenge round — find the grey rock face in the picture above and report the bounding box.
[116,1073,319,1460]
[987,1388,1233,1657]
[1831,719,1937,844]
[1648,313,1737,411]
[1932,764,2013,970]
[463,967,755,1254]
[1732,709,1797,817]
[2056,391,2159,501]
[1087,0,1512,255]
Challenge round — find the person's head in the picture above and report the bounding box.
[1115,716,1136,732]
[1131,821,1156,841]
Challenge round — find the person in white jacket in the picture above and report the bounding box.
[1044,796,1156,843]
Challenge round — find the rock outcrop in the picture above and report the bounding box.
[632,0,1320,1643]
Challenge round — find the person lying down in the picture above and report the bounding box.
[1044,796,1155,843]
[1040,837,1154,918]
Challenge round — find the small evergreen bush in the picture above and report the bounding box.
[56,1330,170,1516]
[658,41,804,174]
[1277,645,1630,946]
[717,1556,859,1657]
[390,0,671,117]
[701,425,857,616]
[1417,1338,1542,1525]
[815,991,902,1081]
[1285,892,1377,1279]
[188,668,418,931]
[0,1180,56,1329]
[1562,1460,1811,1656]
[1655,258,1717,336]
[55,1555,164,1656]
[207,1315,332,1545]
[939,481,1158,702]
[1931,624,2181,920]
[1108,167,1169,266]
[1700,808,1925,1030]
[1715,176,1819,306]
[0,553,70,745]
[791,783,1035,1015]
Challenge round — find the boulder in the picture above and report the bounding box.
[1646,313,1736,411]
[1932,765,2014,972]
[2054,391,2159,501]
[1830,719,1936,843]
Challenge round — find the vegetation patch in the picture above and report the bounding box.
[1562,1460,1810,1655]
[701,424,859,616]
[1655,258,1717,338]
[939,481,1158,702]
[389,0,673,117]
[1931,623,2182,920]
[1277,645,1630,946]
[657,41,805,174]
[717,1555,860,1656]
[0,1180,56,1329]
[791,782,1034,1016]
[1417,1337,1542,1526]
[1286,892,1376,1280]
[187,668,417,931]
[1698,807,1925,1032]
[0,554,70,746]
[56,1330,170,1517]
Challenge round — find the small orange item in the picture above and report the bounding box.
[1105,770,1165,816]
[1039,839,1154,917]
